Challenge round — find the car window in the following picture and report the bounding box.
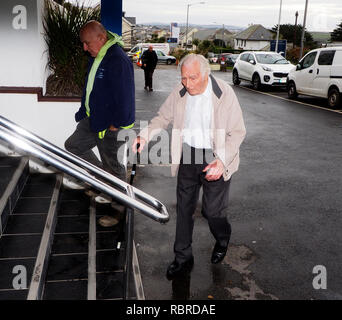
[248,54,255,62]
[301,51,317,69]
[255,54,288,64]
[318,50,336,66]
[240,53,250,62]
[156,51,165,57]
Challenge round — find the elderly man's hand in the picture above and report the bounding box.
[132,136,146,154]
[202,159,225,181]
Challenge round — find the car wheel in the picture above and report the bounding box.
[233,70,240,85]
[252,74,261,90]
[166,59,172,65]
[287,81,298,99]
[328,88,340,109]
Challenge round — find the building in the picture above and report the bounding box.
[179,27,198,48]
[234,24,273,51]
[122,13,136,50]
[193,28,234,48]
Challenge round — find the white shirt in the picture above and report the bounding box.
[183,77,212,149]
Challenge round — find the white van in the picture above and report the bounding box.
[287,47,342,108]
[127,43,170,61]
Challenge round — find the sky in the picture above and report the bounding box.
[69,0,342,32]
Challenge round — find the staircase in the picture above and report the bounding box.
[0,155,139,300]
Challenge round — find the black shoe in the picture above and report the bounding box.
[166,257,194,280]
[144,86,148,91]
[211,243,228,264]
[149,88,153,91]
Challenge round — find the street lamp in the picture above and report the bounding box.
[300,0,309,59]
[185,2,205,50]
[275,0,283,53]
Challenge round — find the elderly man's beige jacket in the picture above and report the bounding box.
[139,75,246,181]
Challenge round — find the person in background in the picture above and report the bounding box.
[141,45,158,91]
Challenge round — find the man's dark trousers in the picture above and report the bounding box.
[144,67,154,89]
[174,144,232,263]
[65,117,126,181]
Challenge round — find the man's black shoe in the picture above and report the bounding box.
[149,88,153,91]
[211,243,228,264]
[166,257,194,280]
[144,86,148,91]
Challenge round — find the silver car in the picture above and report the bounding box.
[155,50,176,65]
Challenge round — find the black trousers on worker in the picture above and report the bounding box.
[144,67,155,89]
[64,117,126,181]
[174,144,232,263]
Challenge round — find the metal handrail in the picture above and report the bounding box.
[0,115,163,210]
[0,119,169,223]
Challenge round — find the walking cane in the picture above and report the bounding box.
[129,143,139,186]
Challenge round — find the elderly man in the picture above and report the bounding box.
[132,54,246,279]
[65,21,135,227]
[141,45,158,91]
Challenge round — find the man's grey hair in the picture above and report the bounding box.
[179,54,211,76]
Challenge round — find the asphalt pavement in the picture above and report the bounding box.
[132,64,342,300]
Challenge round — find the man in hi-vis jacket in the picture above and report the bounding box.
[132,54,246,280]
[65,21,135,227]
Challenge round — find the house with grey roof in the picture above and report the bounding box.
[234,24,274,51]
[193,28,234,47]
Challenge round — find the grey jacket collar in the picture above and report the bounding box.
[179,74,222,99]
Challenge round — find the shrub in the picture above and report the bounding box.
[43,0,100,96]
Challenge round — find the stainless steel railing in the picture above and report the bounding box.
[0,115,169,223]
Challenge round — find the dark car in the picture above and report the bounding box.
[226,54,239,66]
[218,53,239,67]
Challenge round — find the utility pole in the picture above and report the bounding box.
[275,0,283,53]
[185,2,205,50]
[222,24,224,53]
[300,0,309,59]
[185,4,190,50]
[294,11,299,48]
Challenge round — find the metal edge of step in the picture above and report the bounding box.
[27,174,62,300]
[132,239,145,300]
[0,156,29,236]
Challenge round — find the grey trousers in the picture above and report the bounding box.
[174,145,232,263]
[65,118,126,181]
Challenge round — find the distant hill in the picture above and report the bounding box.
[140,22,245,32]
[310,31,331,44]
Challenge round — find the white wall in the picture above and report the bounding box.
[0,0,48,91]
[0,94,79,150]
[234,39,270,51]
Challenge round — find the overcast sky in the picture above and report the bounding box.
[71,0,342,32]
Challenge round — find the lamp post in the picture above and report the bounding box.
[294,11,299,48]
[275,0,283,53]
[300,0,309,59]
[185,2,205,50]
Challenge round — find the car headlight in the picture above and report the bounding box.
[262,66,273,72]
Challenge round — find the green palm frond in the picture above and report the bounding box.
[43,0,100,96]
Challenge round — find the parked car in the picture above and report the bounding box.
[287,47,342,109]
[128,43,170,61]
[233,51,295,90]
[208,52,219,63]
[226,54,239,67]
[155,50,176,65]
[217,53,231,65]
[137,49,176,67]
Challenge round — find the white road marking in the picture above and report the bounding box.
[228,82,342,115]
